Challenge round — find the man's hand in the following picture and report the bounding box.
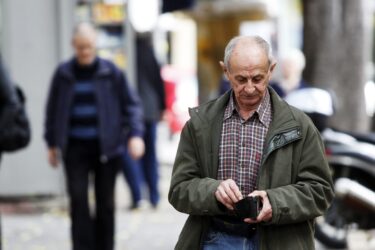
[48,148,59,168]
[128,136,145,160]
[215,179,243,210]
[244,190,272,224]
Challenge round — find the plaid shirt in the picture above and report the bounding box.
[218,90,272,196]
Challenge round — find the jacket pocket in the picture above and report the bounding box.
[263,223,314,250]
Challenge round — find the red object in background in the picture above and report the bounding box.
[162,65,184,135]
[164,78,175,112]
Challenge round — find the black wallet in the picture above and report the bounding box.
[234,196,260,219]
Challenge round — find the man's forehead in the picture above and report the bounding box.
[230,58,270,74]
[73,34,96,44]
[232,68,268,78]
[230,47,268,65]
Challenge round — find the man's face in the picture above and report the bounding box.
[223,46,275,111]
[72,35,96,66]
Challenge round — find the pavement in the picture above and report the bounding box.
[1,123,375,250]
[1,168,187,250]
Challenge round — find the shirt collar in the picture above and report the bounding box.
[223,89,272,128]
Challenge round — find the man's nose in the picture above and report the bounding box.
[243,81,255,92]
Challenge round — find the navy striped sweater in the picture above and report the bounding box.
[69,59,99,140]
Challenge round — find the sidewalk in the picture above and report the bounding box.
[1,165,187,250]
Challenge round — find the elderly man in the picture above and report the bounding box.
[44,23,144,250]
[168,36,334,250]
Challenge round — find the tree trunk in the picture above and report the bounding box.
[302,0,370,132]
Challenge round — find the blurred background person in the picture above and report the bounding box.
[44,22,144,250]
[124,34,166,209]
[270,48,309,98]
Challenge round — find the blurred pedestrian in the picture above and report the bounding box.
[270,48,308,98]
[169,36,334,250]
[44,22,144,250]
[122,34,166,209]
[0,55,31,250]
[122,149,142,210]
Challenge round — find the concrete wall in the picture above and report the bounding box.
[0,0,74,196]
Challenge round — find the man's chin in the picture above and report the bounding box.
[238,99,261,108]
[241,97,260,104]
[77,57,95,66]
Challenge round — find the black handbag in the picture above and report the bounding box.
[0,85,31,152]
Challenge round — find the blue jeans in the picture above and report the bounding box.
[203,229,258,250]
[140,121,159,206]
[122,151,142,206]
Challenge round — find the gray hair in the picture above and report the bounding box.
[72,22,97,39]
[223,35,273,70]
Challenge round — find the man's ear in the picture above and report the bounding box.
[269,61,277,74]
[219,61,229,78]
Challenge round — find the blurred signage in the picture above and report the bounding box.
[93,3,125,24]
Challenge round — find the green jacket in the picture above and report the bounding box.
[168,88,334,250]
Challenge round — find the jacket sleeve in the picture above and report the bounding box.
[266,123,334,225]
[44,68,60,148]
[117,70,144,138]
[168,121,226,216]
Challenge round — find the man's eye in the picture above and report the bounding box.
[238,78,247,83]
[253,77,263,83]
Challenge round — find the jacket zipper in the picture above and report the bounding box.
[256,127,302,189]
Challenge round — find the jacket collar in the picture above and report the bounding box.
[223,90,272,128]
[267,87,301,135]
[190,87,298,129]
[59,57,112,81]
[263,87,303,160]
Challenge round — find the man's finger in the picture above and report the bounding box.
[257,202,272,222]
[244,218,257,224]
[228,181,243,201]
[215,190,234,210]
[217,185,229,202]
[218,183,235,204]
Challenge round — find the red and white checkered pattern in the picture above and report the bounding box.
[218,90,272,196]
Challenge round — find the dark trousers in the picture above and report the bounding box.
[141,121,159,206]
[64,140,120,250]
[122,150,142,206]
